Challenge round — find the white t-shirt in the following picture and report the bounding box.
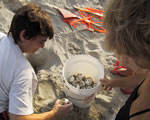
[0,33,38,115]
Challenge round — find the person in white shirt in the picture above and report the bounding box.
[0,3,72,120]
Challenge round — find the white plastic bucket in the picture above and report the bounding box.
[62,55,104,108]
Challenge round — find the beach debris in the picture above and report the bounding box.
[67,73,97,89]
[53,6,105,33]
[73,5,103,17]
[59,98,70,105]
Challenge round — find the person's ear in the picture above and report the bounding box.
[19,30,26,42]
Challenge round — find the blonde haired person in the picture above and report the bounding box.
[101,0,150,120]
[0,3,72,120]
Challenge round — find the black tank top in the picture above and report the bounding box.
[115,80,150,120]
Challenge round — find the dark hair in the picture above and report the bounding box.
[103,0,150,59]
[8,3,54,44]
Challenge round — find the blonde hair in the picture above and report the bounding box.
[103,0,150,59]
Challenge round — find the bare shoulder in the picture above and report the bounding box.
[130,75,150,120]
[130,111,150,120]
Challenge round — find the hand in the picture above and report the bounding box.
[100,77,112,91]
[52,99,73,118]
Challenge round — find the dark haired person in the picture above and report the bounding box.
[0,3,72,120]
[101,0,150,120]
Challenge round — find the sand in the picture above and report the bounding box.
[0,0,129,119]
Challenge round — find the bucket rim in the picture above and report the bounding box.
[62,54,104,92]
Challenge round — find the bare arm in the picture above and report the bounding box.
[9,99,73,120]
[130,73,150,120]
[111,72,147,88]
[101,72,148,90]
[9,111,56,120]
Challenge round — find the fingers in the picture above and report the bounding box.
[101,83,112,91]
[100,76,108,83]
[62,102,73,112]
[100,79,103,83]
[103,86,112,91]
[100,78,108,86]
[100,77,112,91]
[53,99,73,117]
[56,99,61,104]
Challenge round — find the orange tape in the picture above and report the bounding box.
[64,7,106,33]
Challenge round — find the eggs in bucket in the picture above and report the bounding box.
[62,55,104,108]
[67,73,97,89]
